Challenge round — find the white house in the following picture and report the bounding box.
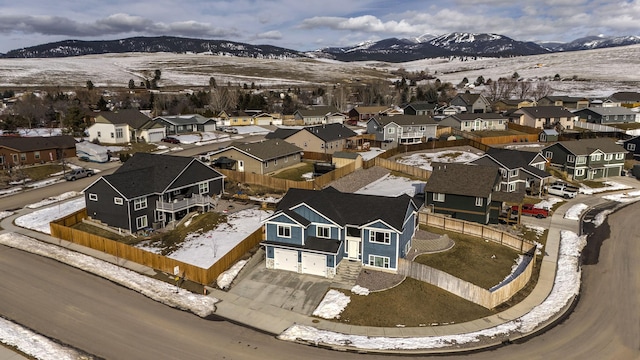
[88,109,166,144]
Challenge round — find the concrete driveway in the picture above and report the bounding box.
[229,260,331,315]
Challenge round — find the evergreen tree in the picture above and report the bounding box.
[128,79,135,89]
[63,106,86,136]
[86,80,94,90]
[97,96,109,111]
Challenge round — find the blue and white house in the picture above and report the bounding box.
[262,187,419,278]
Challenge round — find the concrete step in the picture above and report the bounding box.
[331,260,362,289]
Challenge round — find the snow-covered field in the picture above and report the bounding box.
[395,149,483,171]
[355,174,425,197]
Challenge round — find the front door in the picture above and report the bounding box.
[347,239,360,260]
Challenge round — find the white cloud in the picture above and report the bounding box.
[255,30,283,40]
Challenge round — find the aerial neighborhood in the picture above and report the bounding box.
[1,56,639,357]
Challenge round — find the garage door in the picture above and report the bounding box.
[301,253,327,277]
[148,131,165,143]
[274,248,298,273]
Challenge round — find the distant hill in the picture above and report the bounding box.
[552,35,640,51]
[1,36,305,59]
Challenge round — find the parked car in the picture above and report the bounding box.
[547,184,578,199]
[511,204,550,219]
[65,168,95,181]
[223,127,238,134]
[161,136,180,144]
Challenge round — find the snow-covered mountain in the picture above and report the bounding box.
[428,32,548,56]
[553,35,640,51]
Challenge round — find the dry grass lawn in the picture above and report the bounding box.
[335,278,494,327]
[271,162,314,180]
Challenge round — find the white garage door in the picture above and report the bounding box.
[274,248,298,273]
[301,253,327,277]
[148,131,165,143]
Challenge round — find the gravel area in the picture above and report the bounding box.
[355,268,405,292]
[327,166,390,193]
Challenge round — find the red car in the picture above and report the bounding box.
[511,204,549,219]
[161,137,180,144]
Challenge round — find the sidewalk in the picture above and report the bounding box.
[0,179,635,354]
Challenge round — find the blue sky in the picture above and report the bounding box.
[0,0,639,53]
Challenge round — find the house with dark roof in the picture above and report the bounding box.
[293,106,346,125]
[208,138,302,174]
[449,93,491,113]
[403,102,437,116]
[262,187,419,277]
[153,114,217,134]
[469,148,551,195]
[509,106,576,130]
[609,91,640,105]
[83,153,224,234]
[492,99,537,113]
[425,163,514,224]
[367,115,437,145]
[622,136,640,159]
[87,109,166,144]
[264,127,301,140]
[574,107,638,124]
[283,123,357,154]
[542,138,627,180]
[0,135,76,168]
[439,113,507,131]
[347,105,390,123]
[537,96,590,110]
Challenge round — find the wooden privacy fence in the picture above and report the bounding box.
[398,252,535,309]
[50,209,264,285]
[419,211,535,253]
[363,157,431,180]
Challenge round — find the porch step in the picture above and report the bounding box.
[331,260,362,290]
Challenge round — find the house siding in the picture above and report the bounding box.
[265,222,304,246]
[362,222,398,270]
[426,192,490,224]
[85,179,130,231]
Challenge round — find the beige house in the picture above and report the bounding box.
[218,110,254,126]
[209,139,302,174]
[282,123,357,155]
[332,151,363,169]
[537,96,589,110]
[509,106,576,130]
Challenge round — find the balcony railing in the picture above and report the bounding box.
[399,131,423,138]
[156,194,215,212]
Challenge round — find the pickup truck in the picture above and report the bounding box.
[547,184,578,199]
[511,204,550,219]
[65,168,95,181]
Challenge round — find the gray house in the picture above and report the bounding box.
[367,115,437,145]
[469,148,551,195]
[403,102,437,116]
[573,107,638,124]
[83,153,224,234]
[262,187,419,278]
[153,114,217,134]
[439,113,507,131]
[542,138,627,180]
[450,93,491,113]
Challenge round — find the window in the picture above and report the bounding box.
[284,156,288,163]
[475,197,483,206]
[88,193,98,201]
[508,183,516,192]
[567,155,575,163]
[277,225,291,238]
[274,158,277,165]
[591,153,601,161]
[500,169,507,178]
[264,161,269,168]
[369,230,391,244]
[575,168,585,177]
[420,126,426,131]
[115,128,124,139]
[615,153,624,160]
[316,225,330,238]
[114,197,123,205]
[368,255,390,269]
[110,132,114,138]
[136,215,148,230]
[12,154,18,163]
[433,193,445,202]
[509,169,518,177]
[34,151,40,160]
[545,151,553,159]
[388,128,395,134]
[133,198,147,211]
[576,156,586,164]
[20,153,26,161]
[604,153,613,161]
[199,182,209,194]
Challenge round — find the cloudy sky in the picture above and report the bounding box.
[1,0,639,53]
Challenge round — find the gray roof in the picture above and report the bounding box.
[516,106,575,118]
[454,93,483,105]
[0,135,76,152]
[302,123,357,142]
[543,96,588,102]
[548,138,627,155]
[97,110,152,129]
[405,102,437,111]
[609,91,640,102]
[264,128,301,140]
[102,153,223,199]
[154,114,213,125]
[276,187,415,231]
[481,148,550,179]
[227,138,302,161]
[372,114,437,126]
[576,107,636,116]
[425,163,499,198]
[448,113,505,121]
[295,106,341,117]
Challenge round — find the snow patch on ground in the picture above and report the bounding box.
[355,174,425,197]
[312,290,350,319]
[579,181,631,194]
[279,230,586,350]
[592,210,613,227]
[233,125,270,135]
[533,198,562,210]
[395,150,481,171]
[602,190,640,202]
[0,316,82,360]
[564,203,589,220]
[0,211,14,220]
[358,147,385,161]
[351,285,370,296]
[216,260,248,290]
[15,197,86,234]
[26,192,80,209]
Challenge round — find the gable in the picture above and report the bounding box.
[290,203,339,227]
[166,160,223,191]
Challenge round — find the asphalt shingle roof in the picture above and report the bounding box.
[0,135,76,152]
[550,138,627,155]
[424,163,499,198]
[264,128,301,140]
[154,114,213,125]
[405,102,437,111]
[296,106,340,117]
[373,115,437,126]
[228,138,302,161]
[303,123,357,142]
[577,107,636,116]
[609,91,640,102]
[449,113,505,121]
[276,187,414,231]
[483,148,550,179]
[351,106,388,114]
[97,109,152,129]
[517,106,575,118]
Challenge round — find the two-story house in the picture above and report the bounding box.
[83,153,224,234]
[438,113,507,131]
[542,138,627,180]
[509,106,576,130]
[425,163,510,224]
[87,109,166,144]
[469,148,551,195]
[367,115,438,145]
[262,187,419,278]
[573,107,638,124]
[449,93,491,113]
[622,136,640,160]
[347,106,389,124]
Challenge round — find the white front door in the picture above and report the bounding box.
[237,160,244,172]
[347,239,360,260]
